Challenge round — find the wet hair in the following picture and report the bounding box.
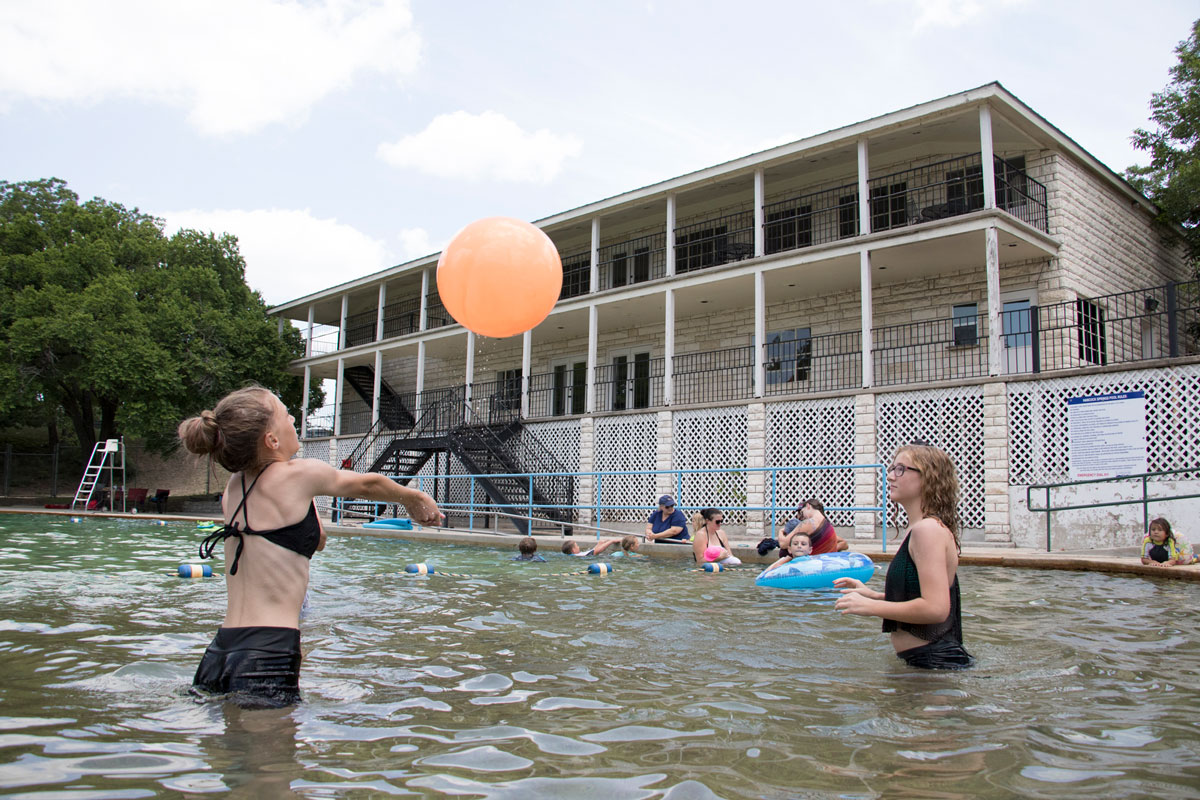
[803,499,825,514]
[178,386,276,474]
[621,535,639,552]
[791,532,812,548]
[518,537,537,555]
[895,444,960,550]
[561,541,579,554]
[1148,518,1174,544]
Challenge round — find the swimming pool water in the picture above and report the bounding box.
[0,514,1197,798]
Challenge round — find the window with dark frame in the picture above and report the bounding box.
[494,368,522,412]
[838,194,858,239]
[552,361,587,416]
[1077,298,1107,366]
[676,226,728,273]
[560,255,591,299]
[945,164,984,214]
[765,327,812,384]
[995,155,1028,210]
[952,303,979,347]
[870,182,908,232]
[765,205,813,254]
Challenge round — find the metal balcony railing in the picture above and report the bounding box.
[674,209,756,275]
[597,231,667,290]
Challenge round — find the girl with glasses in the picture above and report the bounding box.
[833,445,973,669]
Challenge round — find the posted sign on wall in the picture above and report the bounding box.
[1066,391,1148,481]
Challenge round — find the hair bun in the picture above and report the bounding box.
[178,410,222,455]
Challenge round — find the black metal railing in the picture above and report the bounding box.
[871,312,991,387]
[382,297,422,338]
[344,309,378,348]
[425,295,453,329]
[594,357,665,412]
[561,250,591,300]
[994,155,1048,232]
[597,230,667,290]
[468,378,523,425]
[763,181,861,251]
[338,400,374,435]
[673,346,754,404]
[674,209,756,274]
[764,329,863,395]
[526,369,585,419]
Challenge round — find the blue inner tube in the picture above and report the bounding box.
[755,552,876,590]
[363,519,414,530]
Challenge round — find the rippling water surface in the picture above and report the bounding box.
[0,514,1198,798]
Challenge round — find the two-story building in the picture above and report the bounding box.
[271,82,1197,549]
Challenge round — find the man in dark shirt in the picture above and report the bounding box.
[645,495,690,543]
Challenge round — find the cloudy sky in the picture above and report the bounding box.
[1,0,1194,306]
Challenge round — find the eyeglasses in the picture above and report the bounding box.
[712,518,725,524]
[888,463,921,477]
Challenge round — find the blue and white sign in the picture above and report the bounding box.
[1066,391,1147,481]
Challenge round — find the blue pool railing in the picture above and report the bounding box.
[336,464,891,552]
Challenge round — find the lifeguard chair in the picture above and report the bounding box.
[71,438,126,511]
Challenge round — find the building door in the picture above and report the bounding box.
[552,360,586,416]
[610,350,652,411]
[1001,290,1036,374]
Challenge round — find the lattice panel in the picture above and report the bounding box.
[594,414,659,522]
[672,407,748,524]
[523,419,582,507]
[876,386,986,531]
[302,439,329,464]
[1008,364,1200,485]
[765,397,857,528]
[336,436,363,466]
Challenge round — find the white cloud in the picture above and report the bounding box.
[0,0,421,136]
[377,110,583,183]
[397,227,444,261]
[908,0,1028,31]
[162,208,393,305]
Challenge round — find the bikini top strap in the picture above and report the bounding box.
[198,463,271,576]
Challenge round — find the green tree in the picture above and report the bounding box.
[1125,18,1200,267]
[0,178,322,460]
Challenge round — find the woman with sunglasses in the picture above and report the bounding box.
[691,508,741,565]
[833,444,973,669]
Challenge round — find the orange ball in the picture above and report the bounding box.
[436,217,563,339]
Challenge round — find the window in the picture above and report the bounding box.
[765,327,812,384]
[494,368,521,412]
[611,351,652,410]
[995,155,1028,210]
[870,182,908,232]
[676,226,727,273]
[1077,298,1107,366]
[838,194,858,239]
[945,165,984,214]
[952,303,978,347]
[633,246,650,283]
[765,205,813,254]
[561,255,590,299]
[610,252,627,288]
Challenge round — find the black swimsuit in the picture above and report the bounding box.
[199,462,321,574]
[881,530,974,670]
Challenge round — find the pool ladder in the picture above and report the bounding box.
[71,438,126,511]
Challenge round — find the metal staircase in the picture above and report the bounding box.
[343,365,414,429]
[71,438,126,511]
[335,390,575,534]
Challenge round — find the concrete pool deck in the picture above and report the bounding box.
[5,506,1199,583]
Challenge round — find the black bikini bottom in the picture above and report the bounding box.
[191,626,302,709]
[896,636,974,670]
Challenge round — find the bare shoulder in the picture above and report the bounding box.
[909,518,954,553]
[276,458,337,489]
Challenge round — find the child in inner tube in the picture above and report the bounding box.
[762,532,812,574]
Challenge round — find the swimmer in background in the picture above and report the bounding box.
[690,508,742,565]
[833,444,973,670]
[514,536,546,562]
[1140,518,1197,566]
[179,386,442,708]
[562,537,621,557]
[619,535,646,557]
[761,532,812,575]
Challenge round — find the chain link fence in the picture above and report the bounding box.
[1,445,86,497]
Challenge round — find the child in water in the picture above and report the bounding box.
[562,537,621,557]
[762,532,811,574]
[1140,518,1196,566]
[513,537,546,562]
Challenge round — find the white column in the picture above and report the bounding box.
[376,283,387,342]
[339,295,349,350]
[372,349,383,426]
[663,288,675,406]
[980,104,996,210]
[277,316,284,335]
[665,195,676,277]
[860,251,874,388]
[521,329,532,418]
[589,217,600,292]
[415,340,426,406]
[753,169,765,257]
[753,271,765,398]
[854,392,879,539]
[300,365,311,438]
[985,226,1002,376]
[857,138,871,237]
[306,305,315,357]
[983,381,1012,544]
[333,357,345,436]
[585,305,598,413]
[746,402,766,538]
[419,269,430,331]
[464,331,475,404]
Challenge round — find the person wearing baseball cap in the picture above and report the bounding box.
[644,495,690,543]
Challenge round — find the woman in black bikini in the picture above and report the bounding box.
[833,444,973,669]
[179,386,442,707]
